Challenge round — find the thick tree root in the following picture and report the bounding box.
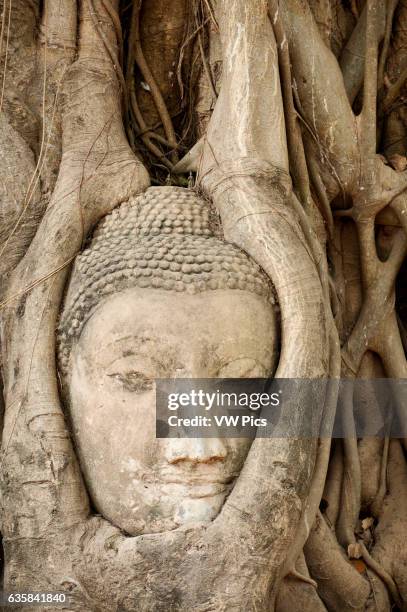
[305,511,370,611]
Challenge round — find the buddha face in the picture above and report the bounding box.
[68,287,277,535]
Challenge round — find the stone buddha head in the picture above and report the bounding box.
[58,187,278,535]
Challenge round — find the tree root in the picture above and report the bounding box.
[127,1,178,164]
[359,543,402,608]
[323,441,343,528]
[370,439,407,607]
[359,437,383,513]
[277,554,327,612]
[305,511,370,611]
[288,568,317,589]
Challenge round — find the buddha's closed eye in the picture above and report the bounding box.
[107,371,154,393]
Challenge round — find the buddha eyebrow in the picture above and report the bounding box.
[103,335,178,371]
[101,336,159,368]
[113,335,156,346]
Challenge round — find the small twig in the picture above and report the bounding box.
[0,255,76,311]
[201,0,219,32]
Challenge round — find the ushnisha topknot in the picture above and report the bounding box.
[57,186,275,377]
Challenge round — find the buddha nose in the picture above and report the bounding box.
[165,438,228,464]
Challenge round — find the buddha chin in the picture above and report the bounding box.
[68,288,277,535]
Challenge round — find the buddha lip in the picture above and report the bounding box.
[160,475,234,487]
[162,480,230,498]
